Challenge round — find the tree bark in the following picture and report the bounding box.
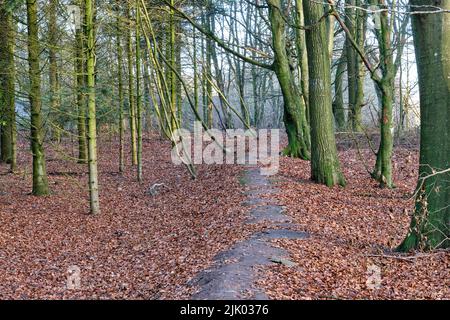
[85,0,100,214]
[0,6,16,172]
[127,2,137,165]
[116,1,125,173]
[267,0,310,160]
[26,0,49,196]
[49,0,61,143]
[135,0,143,182]
[303,0,346,187]
[399,0,449,251]
[75,0,88,164]
[333,51,346,131]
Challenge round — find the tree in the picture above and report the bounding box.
[136,0,143,182]
[333,51,346,130]
[267,0,311,159]
[26,0,49,196]
[399,0,449,251]
[85,0,100,214]
[48,0,61,143]
[115,1,125,173]
[303,0,346,187]
[127,1,138,166]
[0,3,17,172]
[345,0,366,132]
[330,0,407,188]
[75,0,88,164]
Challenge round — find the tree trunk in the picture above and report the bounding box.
[85,0,100,214]
[294,0,310,120]
[127,2,137,165]
[116,1,125,173]
[333,51,346,131]
[49,0,61,143]
[399,0,449,251]
[303,0,346,187]
[267,0,310,160]
[135,0,143,182]
[371,0,395,189]
[75,0,87,164]
[345,0,365,132]
[0,6,16,172]
[26,0,49,196]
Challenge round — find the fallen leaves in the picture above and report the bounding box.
[256,144,449,300]
[0,136,252,299]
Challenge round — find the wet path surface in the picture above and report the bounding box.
[190,168,308,300]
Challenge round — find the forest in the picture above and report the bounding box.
[0,0,448,301]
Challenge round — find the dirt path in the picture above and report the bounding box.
[189,167,308,300]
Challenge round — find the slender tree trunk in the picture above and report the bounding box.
[353,1,366,132]
[127,2,137,165]
[294,0,310,120]
[75,0,87,164]
[371,0,395,188]
[267,0,310,160]
[0,6,16,171]
[26,0,49,196]
[85,0,100,214]
[193,25,199,113]
[399,0,449,251]
[303,0,346,187]
[345,0,365,131]
[49,0,61,143]
[204,5,214,128]
[135,0,143,182]
[210,12,230,129]
[116,2,125,173]
[333,51,346,130]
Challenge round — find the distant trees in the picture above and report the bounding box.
[0,0,447,233]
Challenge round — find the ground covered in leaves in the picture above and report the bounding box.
[257,144,449,300]
[0,136,254,299]
[0,135,448,300]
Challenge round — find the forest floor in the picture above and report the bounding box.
[0,134,448,300]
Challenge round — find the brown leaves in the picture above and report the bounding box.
[257,146,449,300]
[0,137,251,299]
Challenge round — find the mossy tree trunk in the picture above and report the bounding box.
[0,5,17,172]
[49,0,61,143]
[345,0,365,132]
[127,2,137,165]
[370,0,400,189]
[294,0,310,120]
[303,0,346,187]
[333,51,346,131]
[75,0,88,164]
[135,0,143,182]
[115,1,125,173]
[26,0,49,196]
[85,0,100,214]
[267,0,310,160]
[399,0,449,251]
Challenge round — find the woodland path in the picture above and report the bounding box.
[189,167,308,300]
